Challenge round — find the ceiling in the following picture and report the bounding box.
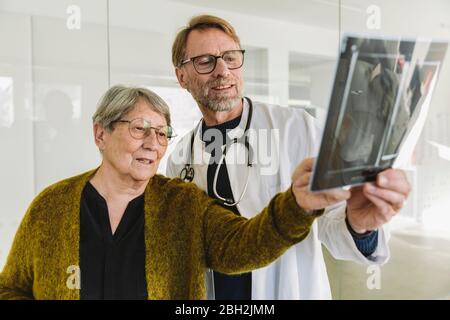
[169,0,365,29]
[169,0,450,33]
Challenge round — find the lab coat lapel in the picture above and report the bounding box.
[223,99,261,217]
[225,142,249,211]
[191,125,209,192]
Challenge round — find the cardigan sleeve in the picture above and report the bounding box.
[203,187,322,274]
[0,206,35,300]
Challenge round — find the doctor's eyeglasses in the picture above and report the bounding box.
[113,118,176,146]
[179,49,245,74]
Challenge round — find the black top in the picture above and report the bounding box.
[79,182,147,300]
[201,114,252,300]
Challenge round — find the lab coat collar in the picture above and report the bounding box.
[226,98,250,140]
[192,121,210,166]
[191,128,209,191]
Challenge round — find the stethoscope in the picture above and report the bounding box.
[180,97,254,206]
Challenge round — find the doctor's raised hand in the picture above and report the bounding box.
[345,168,411,233]
[292,157,411,233]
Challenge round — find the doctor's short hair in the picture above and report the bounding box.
[92,85,171,132]
[172,14,241,67]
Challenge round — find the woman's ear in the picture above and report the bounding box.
[93,122,107,151]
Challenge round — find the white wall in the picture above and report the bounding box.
[0,12,34,264]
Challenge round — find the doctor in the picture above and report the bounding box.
[166,15,411,299]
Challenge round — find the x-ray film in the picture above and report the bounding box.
[310,35,448,191]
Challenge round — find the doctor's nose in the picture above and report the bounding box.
[212,58,231,78]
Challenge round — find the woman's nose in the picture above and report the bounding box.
[143,128,158,145]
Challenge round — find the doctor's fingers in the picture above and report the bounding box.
[364,183,407,209]
[364,191,403,219]
[376,169,411,196]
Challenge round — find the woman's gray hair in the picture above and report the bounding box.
[92,85,171,131]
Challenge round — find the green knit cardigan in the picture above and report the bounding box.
[0,169,319,300]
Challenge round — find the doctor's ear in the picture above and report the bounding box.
[93,122,108,151]
[175,67,188,90]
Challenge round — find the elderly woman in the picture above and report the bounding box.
[0,85,348,300]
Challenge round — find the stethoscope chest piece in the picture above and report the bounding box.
[180,165,195,182]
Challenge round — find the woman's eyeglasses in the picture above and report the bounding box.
[113,118,176,146]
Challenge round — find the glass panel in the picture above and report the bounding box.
[328,0,450,299]
[0,10,34,269]
[0,0,108,269]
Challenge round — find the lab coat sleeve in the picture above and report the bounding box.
[166,131,192,179]
[317,203,391,265]
[166,131,192,178]
[166,152,178,178]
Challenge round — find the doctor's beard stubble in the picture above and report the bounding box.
[188,75,244,112]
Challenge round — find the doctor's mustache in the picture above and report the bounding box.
[207,78,237,88]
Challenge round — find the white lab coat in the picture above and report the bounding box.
[166,99,390,300]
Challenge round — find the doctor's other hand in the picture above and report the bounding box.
[346,168,411,233]
[292,157,351,212]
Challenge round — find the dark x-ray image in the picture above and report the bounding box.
[311,35,448,191]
